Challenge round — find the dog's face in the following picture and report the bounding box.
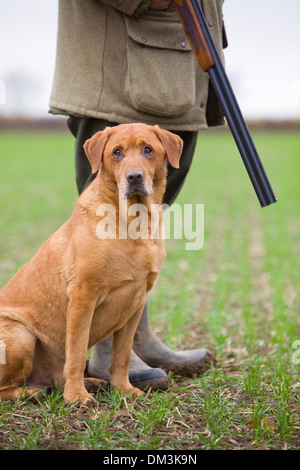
[83,123,183,200]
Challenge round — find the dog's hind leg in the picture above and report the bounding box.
[0,318,37,401]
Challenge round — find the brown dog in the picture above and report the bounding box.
[0,123,183,406]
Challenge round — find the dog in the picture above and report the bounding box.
[0,123,183,406]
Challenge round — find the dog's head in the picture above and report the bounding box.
[83,123,183,200]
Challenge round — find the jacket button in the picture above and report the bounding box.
[181,41,186,48]
[141,37,147,43]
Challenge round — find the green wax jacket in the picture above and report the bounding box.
[49,0,227,131]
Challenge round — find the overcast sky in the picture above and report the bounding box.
[0,0,299,119]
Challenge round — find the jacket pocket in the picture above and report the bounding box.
[124,13,196,118]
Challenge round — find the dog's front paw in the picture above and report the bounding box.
[79,392,98,408]
[127,386,144,398]
[111,382,144,398]
[64,388,98,408]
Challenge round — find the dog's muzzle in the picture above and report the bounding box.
[125,168,149,198]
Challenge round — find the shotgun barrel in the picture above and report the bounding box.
[173,0,277,207]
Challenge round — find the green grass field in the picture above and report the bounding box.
[0,128,299,450]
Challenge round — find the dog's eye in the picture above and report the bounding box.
[113,148,123,159]
[143,146,153,157]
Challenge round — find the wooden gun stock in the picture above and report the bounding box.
[173,0,277,208]
[173,0,214,71]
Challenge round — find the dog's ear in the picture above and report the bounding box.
[154,126,183,169]
[83,128,111,174]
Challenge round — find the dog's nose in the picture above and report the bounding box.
[126,168,144,185]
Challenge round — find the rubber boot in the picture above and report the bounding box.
[87,336,170,391]
[133,302,216,377]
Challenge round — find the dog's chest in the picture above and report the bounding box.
[89,240,164,346]
[94,239,164,313]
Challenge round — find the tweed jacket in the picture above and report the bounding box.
[49,0,227,131]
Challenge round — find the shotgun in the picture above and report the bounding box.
[173,0,277,208]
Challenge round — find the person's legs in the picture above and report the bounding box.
[162,129,198,207]
[68,117,213,390]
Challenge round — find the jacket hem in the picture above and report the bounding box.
[48,103,225,132]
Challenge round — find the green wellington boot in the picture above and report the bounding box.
[133,302,216,377]
[87,335,170,391]
[88,302,215,390]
